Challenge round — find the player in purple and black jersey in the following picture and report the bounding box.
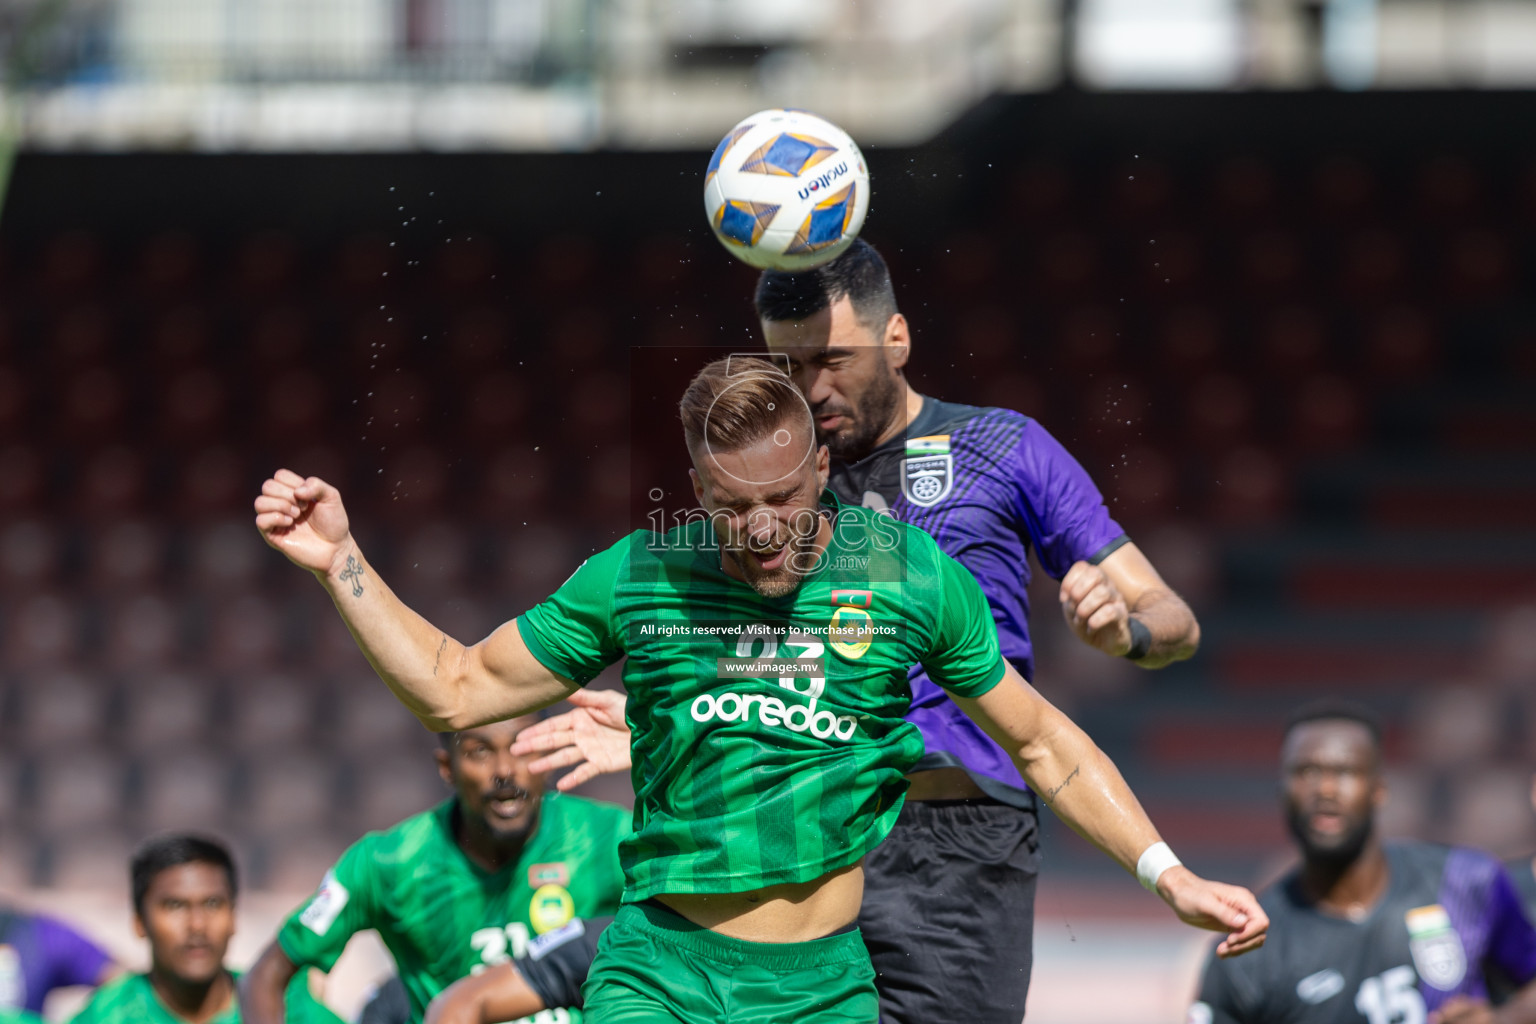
[1191,702,1536,1024]
[0,905,115,1018]
[756,239,1201,1022]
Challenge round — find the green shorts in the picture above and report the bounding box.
[582,901,878,1024]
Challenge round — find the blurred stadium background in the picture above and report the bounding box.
[2,0,1535,1020]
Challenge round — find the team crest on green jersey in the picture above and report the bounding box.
[529,863,570,887]
[828,590,875,659]
[530,884,576,934]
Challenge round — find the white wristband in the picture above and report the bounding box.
[1136,841,1181,892]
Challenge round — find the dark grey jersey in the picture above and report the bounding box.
[1191,842,1536,1024]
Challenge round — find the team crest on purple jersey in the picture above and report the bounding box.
[1406,904,1468,990]
[902,436,952,507]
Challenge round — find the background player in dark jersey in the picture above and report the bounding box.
[1191,702,1536,1024]
[1506,774,1536,925]
[518,238,1202,1023]
[0,903,115,1017]
[240,718,627,1024]
[424,917,611,1024]
[71,834,340,1024]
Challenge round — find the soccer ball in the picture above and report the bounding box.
[703,109,870,272]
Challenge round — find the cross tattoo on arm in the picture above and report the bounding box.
[339,555,365,598]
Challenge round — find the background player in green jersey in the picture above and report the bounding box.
[71,834,340,1024]
[254,356,1267,1023]
[239,717,628,1024]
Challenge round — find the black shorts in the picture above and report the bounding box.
[859,797,1041,1024]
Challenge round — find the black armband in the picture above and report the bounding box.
[516,916,611,1010]
[1125,617,1153,661]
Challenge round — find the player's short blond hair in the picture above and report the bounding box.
[678,356,811,455]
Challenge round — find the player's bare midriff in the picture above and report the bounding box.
[656,860,864,942]
[904,766,988,801]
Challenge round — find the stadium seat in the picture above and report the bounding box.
[1406,684,1502,769]
[348,754,446,835]
[247,305,312,371]
[70,445,147,520]
[1310,155,1377,222]
[1440,228,1511,301]
[261,368,331,445]
[1414,155,1483,224]
[1032,231,1100,301]
[30,751,126,833]
[137,749,232,833]
[1237,229,1305,297]
[1258,306,1327,382]
[178,447,250,519]
[434,235,500,295]
[205,594,285,673]
[3,593,82,670]
[0,365,24,446]
[136,231,202,298]
[88,520,167,592]
[1287,373,1363,453]
[1208,156,1278,223]
[121,672,214,752]
[0,445,44,516]
[1361,305,1438,385]
[57,366,128,446]
[1205,445,1289,527]
[15,672,106,748]
[243,751,338,832]
[233,231,302,296]
[0,520,60,593]
[334,233,397,294]
[1337,228,1408,299]
[333,683,431,755]
[1447,766,1536,854]
[45,827,136,893]
[102,594,183,670]
[257,831,348,894]
[227,674,315,752]
[39,230,105,297]
[188,519,264,592]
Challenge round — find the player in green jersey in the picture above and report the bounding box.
[254,355,1268,1023]
[239,717,628,1024]
[70,834,339,1024]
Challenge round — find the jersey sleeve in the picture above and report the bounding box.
[516,539,629,686]
[1012,419,1128,579]
[1486,862,1536,986]
[34,915,112,989]
[919,548,1007,698]
[515,916,611,1010]
[277,839,381,973]
[1191,946,1255,1024]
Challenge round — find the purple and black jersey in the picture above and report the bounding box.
[1506,855,1536,925]
[1192,842,1536,1023]
[827,397,1126,804]
[0,908,111,1014]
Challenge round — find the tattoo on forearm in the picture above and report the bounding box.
[339,555,365,597]
[1045,764,1081,803]
[433,635,448,675]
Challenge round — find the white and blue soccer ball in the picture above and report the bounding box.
[703,109,870,272]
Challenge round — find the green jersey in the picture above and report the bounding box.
[0,1010,42,1024]
[279,795,628,1024]
[68,970,339,1024]
[517,494,1005,900]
